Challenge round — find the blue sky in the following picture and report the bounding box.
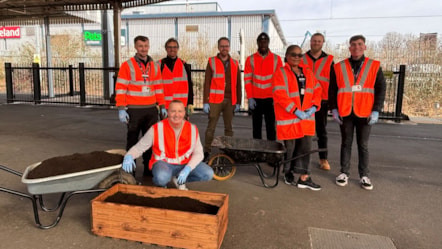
[212,0,442,45]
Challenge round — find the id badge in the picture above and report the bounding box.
[142,86,150,93]
[300,88,305,95]
[352,85,362,92]
[142,74,149,78]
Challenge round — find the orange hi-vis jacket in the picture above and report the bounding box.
[208,56,239,105]
[272,63,322,140]
[302,54,334,100]
[159,58,189,109]
[334,57,380,118]
[244,51,283,99]
[149,119,198,169]
[115,57,165,108]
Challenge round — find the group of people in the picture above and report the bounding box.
[115,32,386,192]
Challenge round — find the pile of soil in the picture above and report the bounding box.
[105,192,219,215]
[26,151,123,179]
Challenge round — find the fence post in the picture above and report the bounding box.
[79,63,86,106]
[395,65,406,123]
[5,63,14,103]
[69,65,74,96]
[32,63,41,104]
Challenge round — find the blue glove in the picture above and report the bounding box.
[118,110,129,123]
[332,109,343,125]
[122,154,136,173]
[294,109,308,120]
[305,106,317,117]
[248,98,256,110]
[161,108,168,119]
[368,111,379,125]
[177,165,192,185]
[203,103,210,114]
[234,104,240,113]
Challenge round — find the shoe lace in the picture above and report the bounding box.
[361,177,371,185]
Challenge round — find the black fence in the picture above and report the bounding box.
[4,62,408,122]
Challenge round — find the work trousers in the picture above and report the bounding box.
[283,136,313,175]
[126,107,158,175]
[204,99,234,153]
[151,161,214,187]
[315,100,329,159]
[251,98,276,141]
[339,113,371,178]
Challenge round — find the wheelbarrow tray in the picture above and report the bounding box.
[211,136,286,166]
[21,150,124,195]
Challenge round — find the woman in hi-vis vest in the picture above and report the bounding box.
[273,45,322,191]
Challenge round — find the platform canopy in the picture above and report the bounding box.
[0,0,170,67]
[0,0,169,22]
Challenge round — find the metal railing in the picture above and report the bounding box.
[4,62,409,122]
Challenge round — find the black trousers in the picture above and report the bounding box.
[315,100,329,159]
[251,98,276,141]
[126,107,158,175]
[284,136,313,175]
[339,113,371,178]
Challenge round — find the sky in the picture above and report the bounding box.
[209,0,442,45]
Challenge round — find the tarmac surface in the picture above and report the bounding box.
[0,102,441,249]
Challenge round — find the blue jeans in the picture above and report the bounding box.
[151,161,214,187]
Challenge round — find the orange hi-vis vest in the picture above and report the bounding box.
[334,57,380,118]
[302,54,334,100]
[159,58,189,109]
[115,57,165,108]
[149,119,198,169]
[244,51,282,99]
[272,63,322,140]
[208,56,239,105]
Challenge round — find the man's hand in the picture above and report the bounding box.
[305,106,317,117]
[332,109,343,125]
[177,166,192,185]
[122,155,136,173]
[368,111,379,125]
[160,108,168,120]
[248,98,256,110]
[118,110,129,123]
[294,109,308,120]
[234,104,240,113]
[203,103,210,114]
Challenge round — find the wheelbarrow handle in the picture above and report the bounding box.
[281,148,328,165]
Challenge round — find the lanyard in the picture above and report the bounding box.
[352,61,364,83]
[136,60,150,83]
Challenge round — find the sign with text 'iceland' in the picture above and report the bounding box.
[0,26,21,39]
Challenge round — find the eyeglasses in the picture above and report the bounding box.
[289,53,303,58]
[219,45,230,48]
[166,46,178,49]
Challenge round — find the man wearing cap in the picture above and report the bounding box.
[302,33,335,170]
[244,32,283,141]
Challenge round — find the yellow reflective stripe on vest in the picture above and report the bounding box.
[210,57,224,78]
[154,123,197,164]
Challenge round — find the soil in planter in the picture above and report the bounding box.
[105,192,220,215]
[26,151,123,179]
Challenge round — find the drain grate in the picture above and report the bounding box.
[309,227,396,249]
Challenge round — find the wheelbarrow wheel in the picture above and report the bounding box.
[97,169,137,189]
[208,153,236,181]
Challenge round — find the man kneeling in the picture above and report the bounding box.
[122,100,214,190]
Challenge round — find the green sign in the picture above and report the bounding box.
[84,29,126,46]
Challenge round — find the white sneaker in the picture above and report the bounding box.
[336,173,348,186]
[360,176,373,190]
[172,177,188,190]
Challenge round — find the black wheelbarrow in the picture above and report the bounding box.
[207,136,326,188]
[0,149,136,229]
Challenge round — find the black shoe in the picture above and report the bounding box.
[297,177,321,191]
[203,152,210,162]
[284,173,296,186]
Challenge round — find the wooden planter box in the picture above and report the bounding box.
[91,184,229,249]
